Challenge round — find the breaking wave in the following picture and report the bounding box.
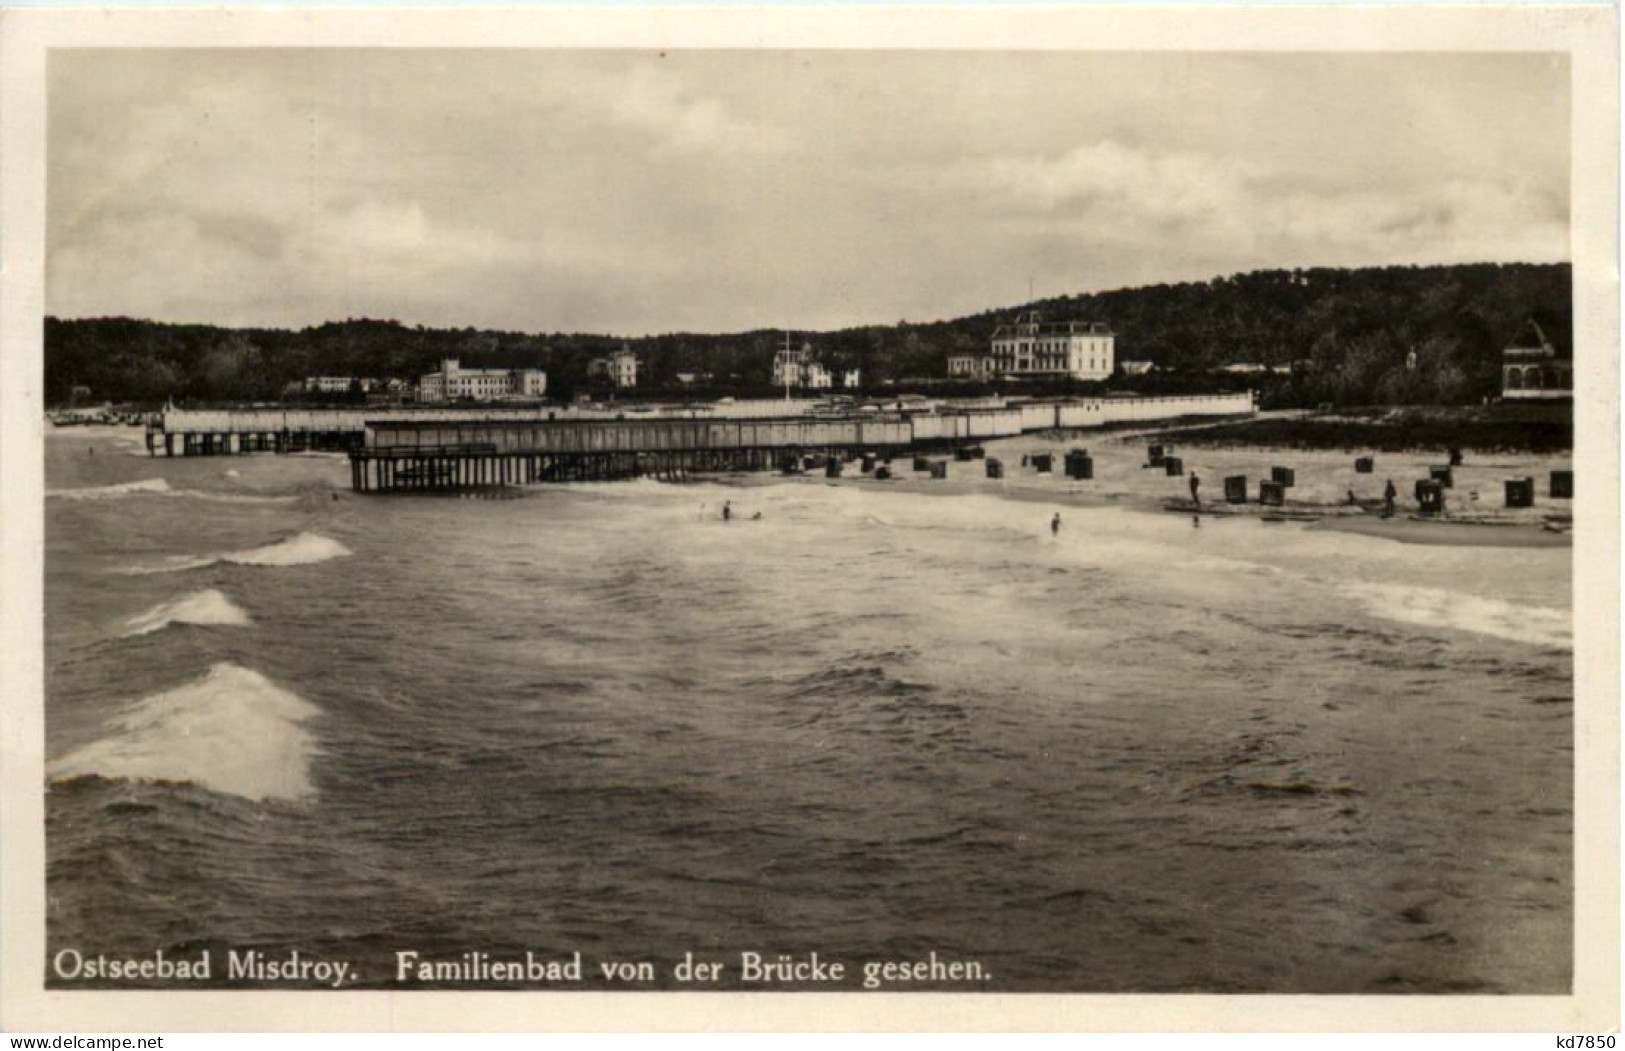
[121,532,353,575]
[48,478,292,505]
[46,663,320,802]
[49,478,171,500]
[123,589,251,636]
[1342,581,1571,649]
[225,532,352,566]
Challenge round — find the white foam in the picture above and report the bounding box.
[1342,581,1571,649]
[123,589,252,636]
[47,663,320,802]
[120,532,352,575]
[48,478,171,500]
[45,477,291,505]
[224,531,351,566]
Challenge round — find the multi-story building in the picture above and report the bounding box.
[772,342,810,389]
[1501,320,1572,400]
[947,353,998,380]
[803,361,833,389]
[988,314,1115,380]
[417,358,546,402]
[589,347,640,389]
[946,315,1115,380]
[609,349,638,389]
[772,342,851,390]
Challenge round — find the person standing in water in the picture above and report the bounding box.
[1051,513,1061,535]
[1188,472,1201,509]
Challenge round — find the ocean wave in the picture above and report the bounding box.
[46,663,320,802]
[1342,581,1571,649]
[181,490,298,505]
[225,531,351,566]
[48,477,293,505]
[48,478,171,500]
[123,589,252,636]
[121,532,353,574]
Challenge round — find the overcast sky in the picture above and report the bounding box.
[48,49,1569,335]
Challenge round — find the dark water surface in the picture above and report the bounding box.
[44,428,1572,992]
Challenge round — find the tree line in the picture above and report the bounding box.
[44,262,1570,408]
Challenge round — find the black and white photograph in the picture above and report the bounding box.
[1,5,1617,1034]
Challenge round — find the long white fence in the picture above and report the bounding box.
[155,391,1255,455]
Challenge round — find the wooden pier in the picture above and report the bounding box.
[146,393,1258,462]
[348,443,839,492]
[147,424,362,457]
[139,394,1260,493]
[349,416,916,493]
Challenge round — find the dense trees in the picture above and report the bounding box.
[45,262,1569,407]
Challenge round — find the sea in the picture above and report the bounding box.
[42,426,1573,993]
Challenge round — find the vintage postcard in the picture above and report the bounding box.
[0,5,1617,1034]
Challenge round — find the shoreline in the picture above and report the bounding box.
[703,467,1573,548]
[50,424,1571,549]
[1305,514,1572,548]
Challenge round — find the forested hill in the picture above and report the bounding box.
[45,262,1569,407]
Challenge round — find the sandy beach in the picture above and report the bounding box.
[715,428,1573,549]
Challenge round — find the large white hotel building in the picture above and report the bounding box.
[418,359,547,402]
[949,313,1116,381]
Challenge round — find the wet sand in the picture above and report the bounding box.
[1307,514,1572,548]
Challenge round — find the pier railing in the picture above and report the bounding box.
[142,392,1259,491]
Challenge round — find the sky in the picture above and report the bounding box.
[47,49,1570,335]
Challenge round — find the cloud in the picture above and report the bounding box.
[944,140,1568,271]
[47,52,1570,333]
[605,65,793,157]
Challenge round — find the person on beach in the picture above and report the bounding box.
[1383,480,1397,518]
[722,500,732,522]
[1051,513,1061,535]
[1188,472,1201,509]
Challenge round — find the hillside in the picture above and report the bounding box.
[44,262,1570,407]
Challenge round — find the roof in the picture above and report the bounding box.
[1504,317,1571,359]
[992,319,1114,339]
